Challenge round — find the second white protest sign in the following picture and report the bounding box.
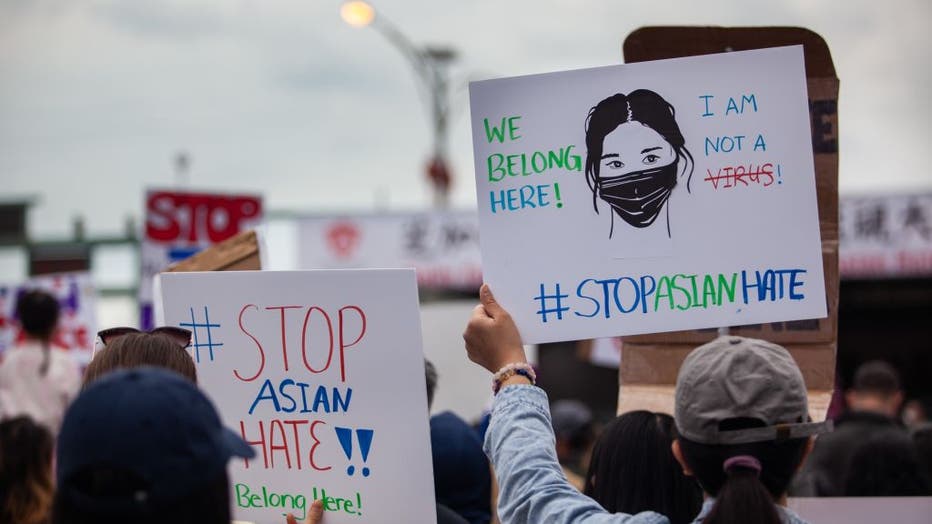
[158,270,435,524]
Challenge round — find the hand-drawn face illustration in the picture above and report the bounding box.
[584,90,693,238]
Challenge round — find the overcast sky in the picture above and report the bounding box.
[1,0,930,238]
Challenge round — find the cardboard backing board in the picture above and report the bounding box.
[616,27,839,411]
[167,229,261,272]
[621,342,836,391]
[617,383,832,423]
[622,27,839,348]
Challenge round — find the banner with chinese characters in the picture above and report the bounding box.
[840,193,932,278]
[297,211,481,291]
[0,272,97,364]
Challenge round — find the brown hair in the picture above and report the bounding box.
[0,417,54,524]
[83,332,197,387]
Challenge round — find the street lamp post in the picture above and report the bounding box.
[341,1,456,208]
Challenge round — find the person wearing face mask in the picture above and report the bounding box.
[583,90,694,240]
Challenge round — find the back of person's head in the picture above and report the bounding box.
[550,399,594,461]
[15,290,60,341]
[846,360,903,417]
[425,358,438,411]
[52,367,253,524]
[584,411,701,524]
[430,411,491,524]
[0,416,54,524]
[83,332,197,387]
[673,337,830,524]
[843,427,930,496]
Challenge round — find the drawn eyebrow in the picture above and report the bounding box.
[601,153,620,159]
[641,147,663,154]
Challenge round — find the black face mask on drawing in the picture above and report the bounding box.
[597,162,678,228]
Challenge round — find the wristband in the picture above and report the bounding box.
[492,362,536,394]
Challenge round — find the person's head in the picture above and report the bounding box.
[425,358,438,411]
[843,428,930,496]
[584,89,694,230]
[550,399,594,464]
[430,412,491,524]
[53,367,254,524]
[0,416,55,524]
[84,331,196,387]
[671,337,830,524]
[15,289,60,342]
[845,360,903,417]
[584,411,701,524]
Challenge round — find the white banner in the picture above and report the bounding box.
[158,270,435,524]
[0,272,97,364]
[840,193,932,277]
[469,46,826,343]
[297,211,481,291]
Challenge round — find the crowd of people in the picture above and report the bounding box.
[0,286,930,524]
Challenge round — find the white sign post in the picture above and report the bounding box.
[158,270,435,524]
[469,46,826,343]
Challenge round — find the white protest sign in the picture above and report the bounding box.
[158,270,435,524]
[469,46,826,343]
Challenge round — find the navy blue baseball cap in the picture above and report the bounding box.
[56,367,254,512]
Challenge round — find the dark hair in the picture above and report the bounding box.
[844,428,930,496]
[83,332,197,387]
[425,358,438,410]
[15,290,60,376]
[51,468,229,524]
[584,89,695,212]
[15,290,60,340]
[678,418,809,524]
[584,411,701,524]
[851,360,901,396]
[0,417,55,524]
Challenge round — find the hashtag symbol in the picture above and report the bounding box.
[179,306,223,363]
[535,283,569,323]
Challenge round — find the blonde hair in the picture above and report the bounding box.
[84,332,197,387]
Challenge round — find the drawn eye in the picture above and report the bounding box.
[605,160,624,169]
[643,154,660,165]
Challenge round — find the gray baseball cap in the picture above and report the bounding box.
[674,336,832,445]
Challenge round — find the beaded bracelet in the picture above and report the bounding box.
[492,362,537,394]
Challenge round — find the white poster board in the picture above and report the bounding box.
[0,272,97,364]
[297,211,481,290]
[469,46,826,343]
[158,270,435,524]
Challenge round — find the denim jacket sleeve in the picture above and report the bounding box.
[483,385,669,524]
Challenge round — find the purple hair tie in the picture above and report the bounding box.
[723,455,762,475]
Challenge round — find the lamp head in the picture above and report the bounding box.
[341,1,375,28]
